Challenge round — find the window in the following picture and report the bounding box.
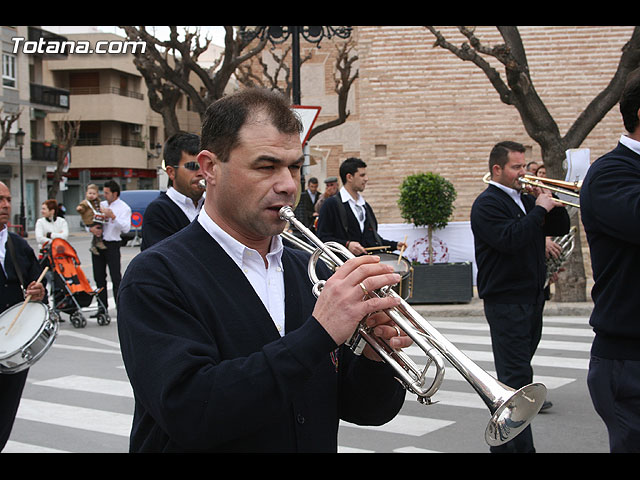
[2,53,17,88]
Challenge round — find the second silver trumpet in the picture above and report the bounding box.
[279,206,547,446]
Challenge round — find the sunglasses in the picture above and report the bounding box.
[181,161,201,171]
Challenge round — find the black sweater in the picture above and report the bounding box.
[580,142,640,360]
[117,221,405,452]
[471,184,570,304]
[140,192,192,251]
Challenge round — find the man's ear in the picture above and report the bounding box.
[198,150,219,186]
[164,165,176,182]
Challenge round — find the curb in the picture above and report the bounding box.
[410,297,593,318]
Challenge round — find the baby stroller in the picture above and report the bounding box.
[41,238,110,328]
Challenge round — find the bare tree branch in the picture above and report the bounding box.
[49,120,80,199]
[309,39,359,139]
[0,108,22,152]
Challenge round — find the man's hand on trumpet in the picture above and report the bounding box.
[523,183,563,212]
[312,254,413,360]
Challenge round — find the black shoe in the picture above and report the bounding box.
[540,400,553,412]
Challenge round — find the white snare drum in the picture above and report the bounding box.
[378,253,413,300]
[0,302,57,374]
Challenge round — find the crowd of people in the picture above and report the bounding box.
[1,76,639,453]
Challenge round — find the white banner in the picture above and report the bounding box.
[378,221,478,284]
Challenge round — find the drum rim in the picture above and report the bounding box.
[0,302,51,360]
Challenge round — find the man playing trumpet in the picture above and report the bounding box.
[117,88,410,452]
[471,141,570,453]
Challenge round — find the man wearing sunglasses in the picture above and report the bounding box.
[141,132,205,251]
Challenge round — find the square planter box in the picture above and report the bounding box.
[407,262,473,304]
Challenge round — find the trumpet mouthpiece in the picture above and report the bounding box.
[279,206,294,221]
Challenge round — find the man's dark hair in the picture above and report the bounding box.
[489,141,526,172]
[620,70,640,134]
[339,157,367,184]
[200,88,302,162]
[163,132,200,168]
[104,179,120,196]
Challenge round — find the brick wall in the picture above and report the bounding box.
[306,26,635,225]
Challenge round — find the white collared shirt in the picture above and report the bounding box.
[0,226,7,275]
[197,208,286,336]
[100,198,132,241]
[166,186,204,222]
[339,186,367,232]
[489,180,527,214]
[620,134,640,156]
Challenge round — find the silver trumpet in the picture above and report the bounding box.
[279,206,547,446]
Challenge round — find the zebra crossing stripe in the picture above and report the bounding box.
[340,414,454,436]
[2,440,69,453]
[33,375,133,398]
[16,398,132,437]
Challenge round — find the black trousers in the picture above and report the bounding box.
[588,356,640,452]
[0,370,28,451]
[484,301,544,453]
[91,240,122,309]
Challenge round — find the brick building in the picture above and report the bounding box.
[302,26,635,225]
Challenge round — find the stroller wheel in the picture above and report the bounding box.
[70,311,86,328]
[96,312,110,326]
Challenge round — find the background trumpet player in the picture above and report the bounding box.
[117,88,411,452]
[471,141,570,453]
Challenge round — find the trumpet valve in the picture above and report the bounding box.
[346,328,368,356]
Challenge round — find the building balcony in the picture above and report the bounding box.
[27,26,69,60]
[31,141,58,162]
[30,83,70,111]
[49,91,145,124]
[70,143,148,170]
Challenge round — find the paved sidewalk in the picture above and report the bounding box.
[411,296,593,318]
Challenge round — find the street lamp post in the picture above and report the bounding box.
[15,127,27,237]
[239,26,353,104]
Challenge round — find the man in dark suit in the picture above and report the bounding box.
[0,181,46,452]
[471,141,570,453]
[297,176,320,229]
[316,157,406,256]
[581,71,640,452]
[141,132,205,251]
[117,88,410,452]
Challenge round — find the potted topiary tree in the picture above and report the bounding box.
[398,172,472,304]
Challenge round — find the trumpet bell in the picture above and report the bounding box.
[485,382,547,446]
[279,205,548,447]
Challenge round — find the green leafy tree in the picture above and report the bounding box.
[398,172,456,264]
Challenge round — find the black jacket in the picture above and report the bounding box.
[0,232,44,312]
[316,194,398,251]
[580,142,640,360]
[117,221,406,452]
[471,184,570,304]
[140,192,192,251]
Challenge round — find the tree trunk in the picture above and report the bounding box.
[553,209,587,302]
